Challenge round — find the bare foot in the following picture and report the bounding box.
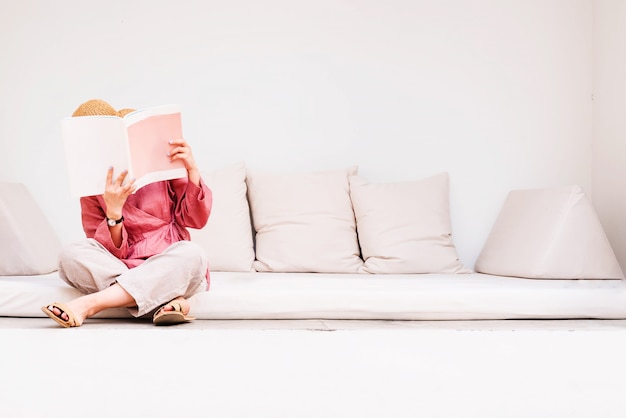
[160,296,190,315]
[153,297,193,325]
[46,301,88,326]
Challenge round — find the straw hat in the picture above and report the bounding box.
[117,108,136,117]
[72,99,135,117]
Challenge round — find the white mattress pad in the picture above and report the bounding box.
[2,272,626,320]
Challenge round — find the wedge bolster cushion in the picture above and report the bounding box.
[0,183,62,276]
[475,185,624,279]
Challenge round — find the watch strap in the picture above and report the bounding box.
[106,216,124,226]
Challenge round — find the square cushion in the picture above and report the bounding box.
[0,183,62,275]
[247,167,363,273]
[189,162,255,272]
[349,173,469,274]
[475,185,624,279]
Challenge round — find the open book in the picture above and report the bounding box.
[61,104,188,198]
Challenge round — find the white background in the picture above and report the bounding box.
[1,0,623,271]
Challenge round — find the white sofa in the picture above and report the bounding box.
[2,162,626,321]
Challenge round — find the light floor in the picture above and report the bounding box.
[2,318,626,418]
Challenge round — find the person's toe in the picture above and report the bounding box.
[50,305,70,322]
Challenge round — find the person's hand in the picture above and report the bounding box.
[168,138,200,186]
[103,167,136,219]
[168,139,198,171]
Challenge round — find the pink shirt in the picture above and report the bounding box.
[80,178,212,275]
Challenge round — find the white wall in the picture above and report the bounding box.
[0,0,593,270]
[593,1,626,270]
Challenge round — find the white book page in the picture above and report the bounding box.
[123,104,182,126]
[61,116,130,197]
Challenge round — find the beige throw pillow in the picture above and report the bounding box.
[349,173,469,274]
[189,162,255,272]
[0,183,62,275]
[247,167,363,273]
[475,185,624,279]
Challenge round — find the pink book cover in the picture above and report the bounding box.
[124,105,187,190]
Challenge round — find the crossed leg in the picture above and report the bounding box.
[44,285,192,327]
[44,239,205,327]
[44,283,136,327]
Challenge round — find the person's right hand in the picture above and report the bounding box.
[103,167,136,219]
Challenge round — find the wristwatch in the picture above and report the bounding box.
[106,216,124,227]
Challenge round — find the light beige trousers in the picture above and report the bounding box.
[58,238,208,317]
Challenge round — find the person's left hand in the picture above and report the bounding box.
[168,138,200,186]
[168,139,198,171]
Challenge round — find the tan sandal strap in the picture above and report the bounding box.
[169,301,183,312]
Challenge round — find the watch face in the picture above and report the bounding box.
[107,216,123,226]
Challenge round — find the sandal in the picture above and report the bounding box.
[41,302,81,328]
[153,300,195,326]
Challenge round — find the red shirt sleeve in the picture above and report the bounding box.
[80,195,130,259]
[169,177,213,229]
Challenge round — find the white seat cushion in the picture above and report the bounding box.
[5,272,626,320]
[349,173,469,274]
[246,167,363,273]
[190,162,255,272]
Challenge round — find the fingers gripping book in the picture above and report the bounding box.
[61,104,187,198]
